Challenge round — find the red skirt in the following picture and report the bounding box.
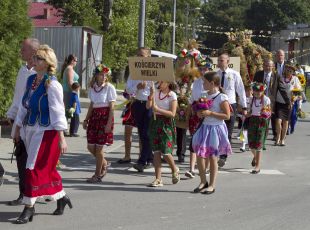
[188,113,203,136]
[24,130,63,198]
[87,107,114,145]
[122,102,136,127]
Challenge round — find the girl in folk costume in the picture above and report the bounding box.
[83,64,117,183]
[192,72,232,195]
[175,40,201,163]
[186,57,213,178]
[147,81,180,187]
[14,45,72,224]
[247,82,271,174]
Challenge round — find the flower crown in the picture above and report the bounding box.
[94,63,112,76]
[251,82,266,92]
[197,55,213,70]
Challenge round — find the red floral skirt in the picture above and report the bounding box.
[24,130,63,198]
[87,107,114,145]
[122,102,136,127]
[188,113,203,136]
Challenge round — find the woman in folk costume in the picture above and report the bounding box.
[83,64,117,183]
[14,45,72,224]
[175,39,201,164]
[247,82,271,174]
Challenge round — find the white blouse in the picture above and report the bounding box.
[250,95,271,116]
[203,92,229,125]
[88,83,117,108]
[190,77,205,104]
[154,89,177,113]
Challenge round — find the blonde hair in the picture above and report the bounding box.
[36,44,58,76]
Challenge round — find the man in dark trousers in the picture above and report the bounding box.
[253,59,290,143]
[6,38,40,205]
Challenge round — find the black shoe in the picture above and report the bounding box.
[177,155,185,163]
[201,188,215,195]
[218,158,226,168]
[53,195,73,215]
[251,169,260,174]
[133,163,144,172]
[15,206,35,224]
[193,182,208,193]
[8,195,23,206]
[117,158,132,164]
[251,157,256,167]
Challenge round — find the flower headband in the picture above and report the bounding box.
[197,55,213,70]
[94,63,112,76]
[251,82,266,92]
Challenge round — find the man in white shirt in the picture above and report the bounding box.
[217,53,247,167]
[6,38,39,205]
[126,47,153,172]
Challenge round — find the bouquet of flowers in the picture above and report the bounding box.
[291,87,303,102]
[192,96,213,112]
[176,96,189,122]
[260,106,271,119]
[297,110,306,119]
[297,73,306,87]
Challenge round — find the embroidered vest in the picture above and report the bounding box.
[22,74,56,126]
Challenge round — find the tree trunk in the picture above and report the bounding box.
[103,0,113,32]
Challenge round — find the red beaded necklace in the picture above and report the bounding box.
[159,91,170,100]
[94,82,106,93]
[31,76,42,90]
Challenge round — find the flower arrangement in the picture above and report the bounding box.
[297,73,306,87]
[192,96,214,112]
[260,106,271,119]
[291,87,303,102]
[94,63,112,76]
[297,110,306,119]
[176,96,189,122]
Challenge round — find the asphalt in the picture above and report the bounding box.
[0,100,310,230]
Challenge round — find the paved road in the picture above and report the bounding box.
[0,101,310,230]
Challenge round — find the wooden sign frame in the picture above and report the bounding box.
[128,57,175,81]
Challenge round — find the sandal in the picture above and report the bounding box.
[86,175,102,183]
[172,168,180,184]
[99,165,109,179]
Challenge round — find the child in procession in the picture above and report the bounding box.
[191,72,232,194]
[83,64,117,183]
[247,82,271,174]
[147,81,180,187]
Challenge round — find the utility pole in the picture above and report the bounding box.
[185,3,189,40]
[171,0,176,54]
[138,0,146,48]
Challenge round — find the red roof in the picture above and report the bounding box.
[28,2,69,27]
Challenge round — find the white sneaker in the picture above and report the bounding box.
[185,171,195,178]
[148,179,163,187]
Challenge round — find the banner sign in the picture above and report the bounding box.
[210,57,241,73]
[128,57,175,81]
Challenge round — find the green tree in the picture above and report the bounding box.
[0,0,32,117]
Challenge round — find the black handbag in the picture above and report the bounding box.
[11,140,26,163]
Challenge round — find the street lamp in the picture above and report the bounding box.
[185,4,201,40]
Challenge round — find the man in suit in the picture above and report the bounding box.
[275,49,287,77]
[253,59,290,142]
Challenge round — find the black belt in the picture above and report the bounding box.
[135,99,147,103]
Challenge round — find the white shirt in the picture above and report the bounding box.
[6,65,36,120]
[276,62,285,77]
[126,75,152,101]
[217,68,247,108]
[203,92,229,125]
[190,78,205,104]
[264,71,272,97]
[88,83,117,108]
[250,95,271,116]
[154,90,177,113]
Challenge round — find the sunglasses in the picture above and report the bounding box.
[33,55,46,62]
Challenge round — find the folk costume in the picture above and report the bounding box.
[192,92,232,158]
[15,74,67,206]
[87,82,117,146]
[247,83,271,151]
[149,89,177,155]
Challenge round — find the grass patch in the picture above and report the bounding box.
[111,82,126,91]
[305,87,310,100]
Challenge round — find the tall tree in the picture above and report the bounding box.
[0,0,32,117]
